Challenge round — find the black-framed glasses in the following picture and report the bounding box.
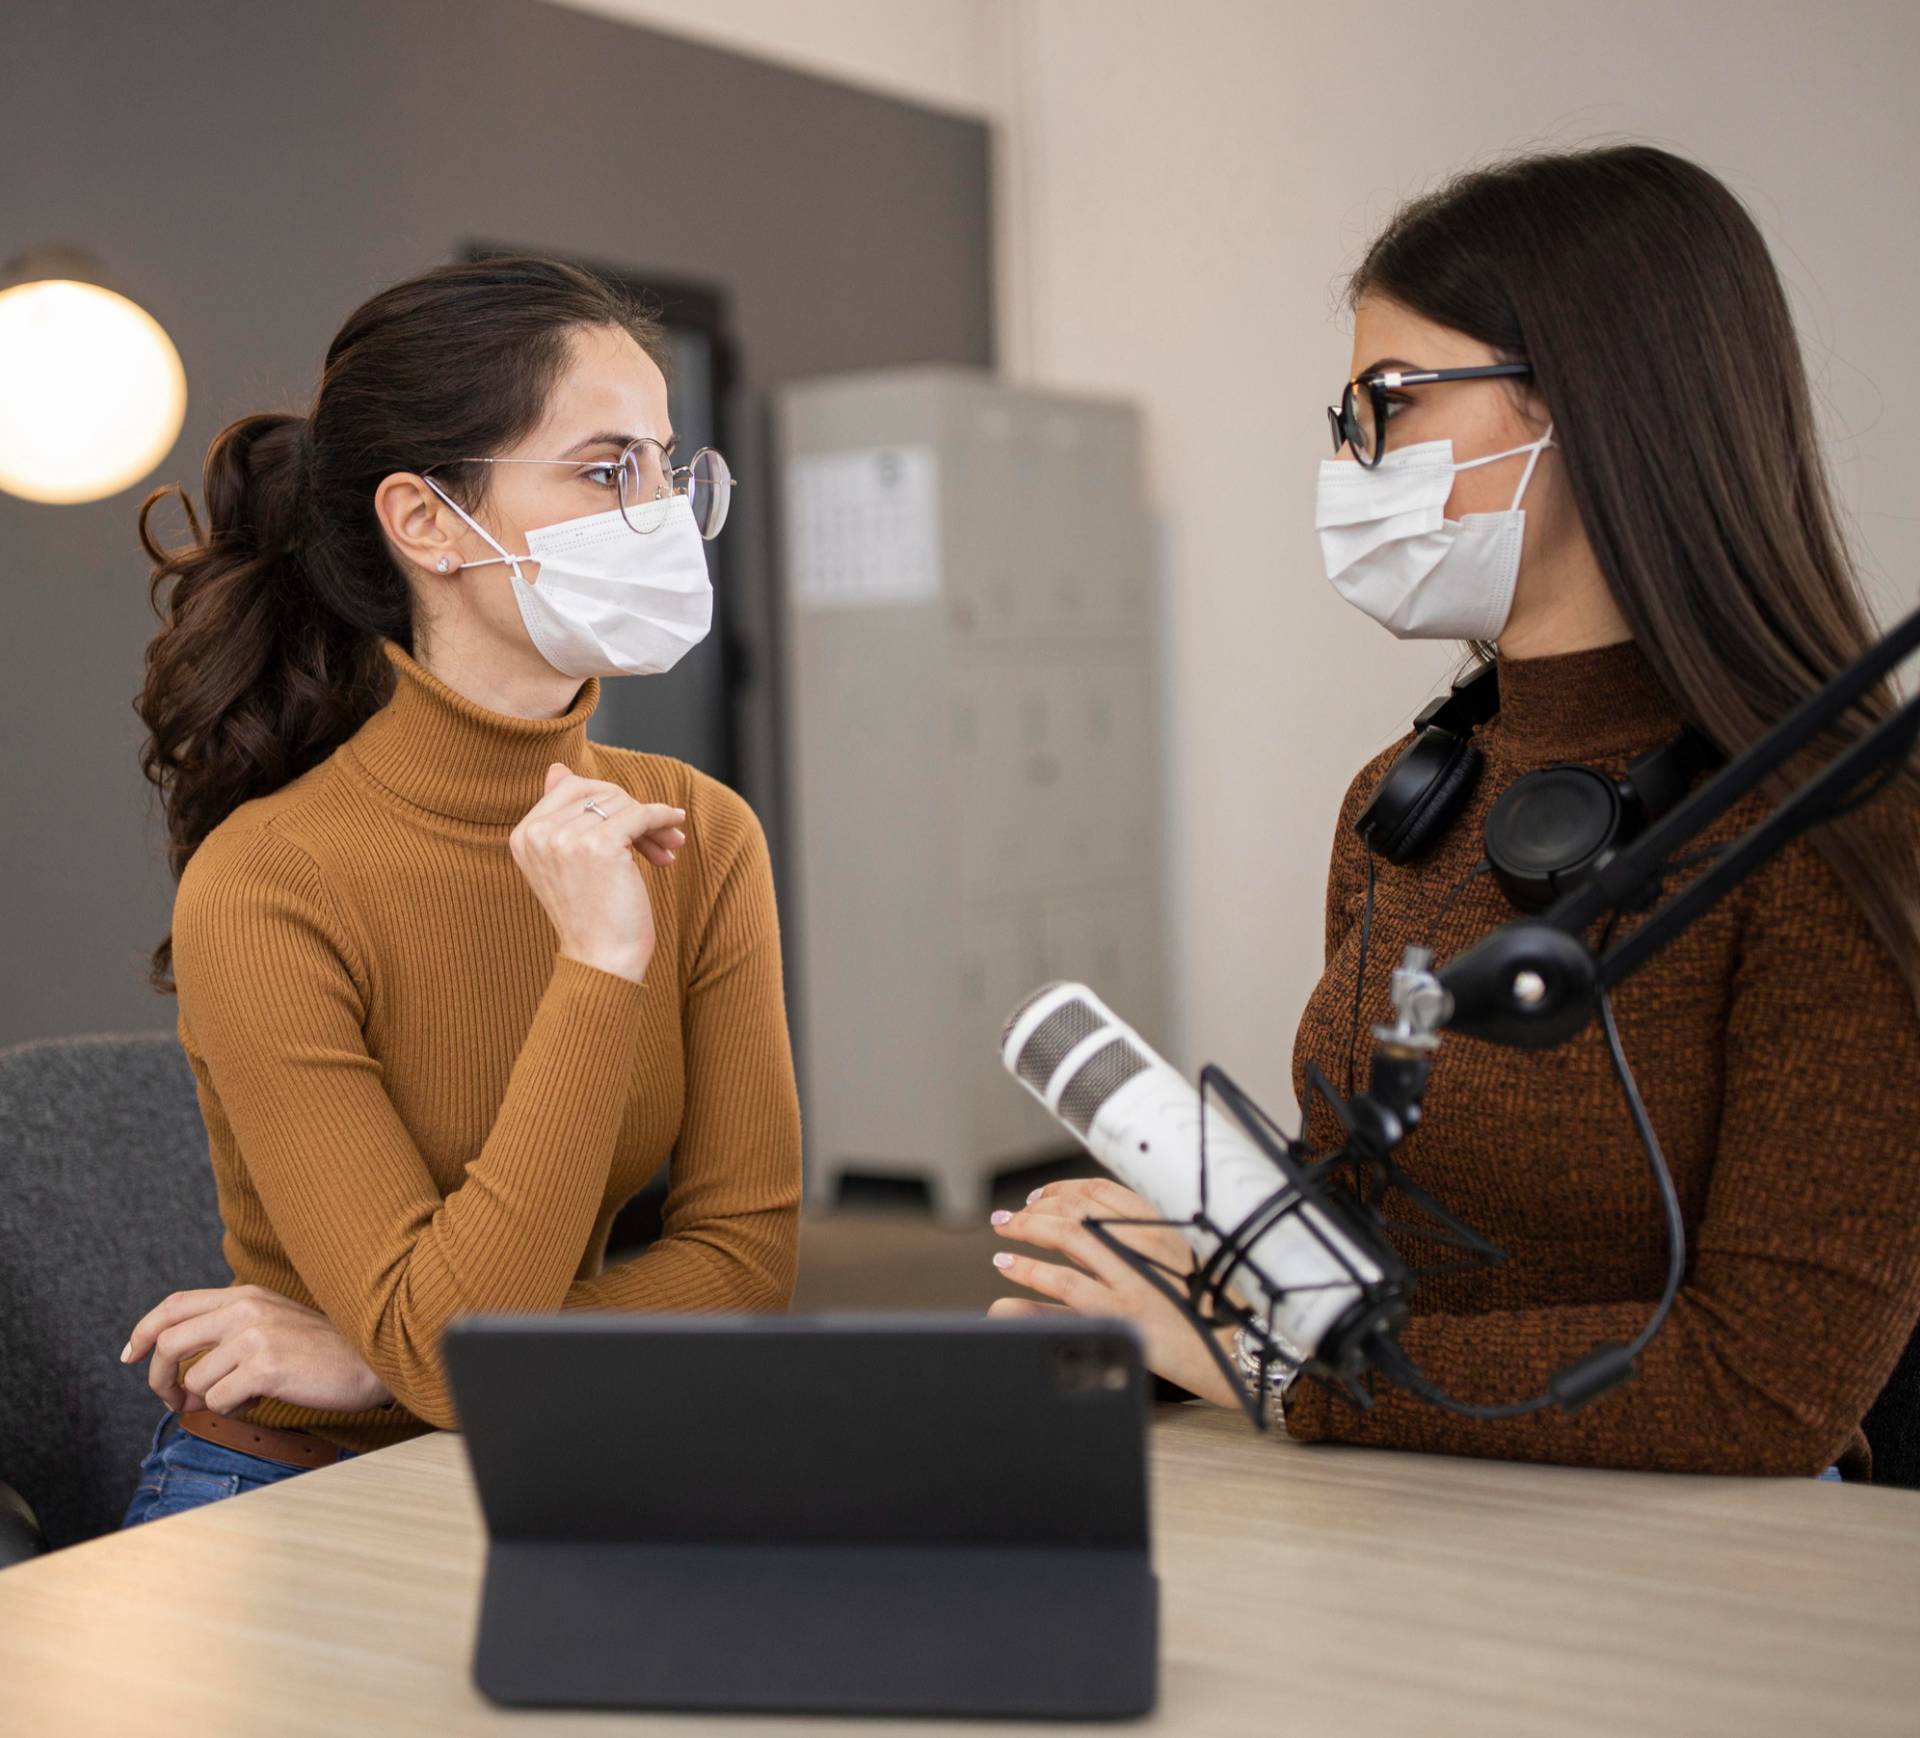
[431,439,736,539]
[1327,363,1533,469]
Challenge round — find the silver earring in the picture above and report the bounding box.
[436,556,452,573]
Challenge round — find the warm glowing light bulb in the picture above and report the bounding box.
[0,275,188,504]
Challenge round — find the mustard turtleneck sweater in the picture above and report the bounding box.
[1286,636,1920,1478]
[168,638,802,1453]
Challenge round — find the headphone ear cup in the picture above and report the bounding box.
[1484,765,1625,912]
[1356,733,1484,865]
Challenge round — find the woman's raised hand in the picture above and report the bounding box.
[510,762,687,986]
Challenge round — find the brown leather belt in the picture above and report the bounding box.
[174,1408,350,1470]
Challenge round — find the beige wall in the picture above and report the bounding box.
[547,0,1920,1113]
[541,0,1014,117]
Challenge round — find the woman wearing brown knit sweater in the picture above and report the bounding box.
[990,146,1920,1479]
[118,259,800,1523]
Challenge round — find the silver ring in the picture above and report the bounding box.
[583,797,610,821]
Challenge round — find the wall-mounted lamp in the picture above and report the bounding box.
[0,244,188,505]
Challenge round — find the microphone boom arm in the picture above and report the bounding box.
[1438,602,1920,1047]
[1047,604,1920,1426]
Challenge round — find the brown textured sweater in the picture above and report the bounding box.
[1285,636,1920,1477]
[169,637,802,1453]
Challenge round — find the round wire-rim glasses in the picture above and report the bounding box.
[431,438,735,539]
[1327,363,1534,469]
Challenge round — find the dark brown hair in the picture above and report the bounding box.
[1347,143,1920,1005]
[134,255,664,991]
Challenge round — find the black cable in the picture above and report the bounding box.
[1345,851,1489,1101]
[1600,984,1687,1361]
[1368,925,1687,1420]
[1344,847,1376,1100]
[1429,857,1491,931]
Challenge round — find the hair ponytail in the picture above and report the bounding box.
[134,254,663,991]
[136,410,397,992]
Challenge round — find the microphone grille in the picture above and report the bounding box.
[1000,981,1071,1049]
[1058,1036,1149,1136]
[1015,997,1106,1093]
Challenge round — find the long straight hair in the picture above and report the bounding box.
[134,256,664,992]
[1348,144,1920,1006]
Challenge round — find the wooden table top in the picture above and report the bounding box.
[1,1402,1915,1736]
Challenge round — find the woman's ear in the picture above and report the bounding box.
[376,472,462,579]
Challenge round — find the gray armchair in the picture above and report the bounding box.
[0,1031,227,1557]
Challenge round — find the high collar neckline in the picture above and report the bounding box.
[1482,635,1686,761]
[344,639,602,825]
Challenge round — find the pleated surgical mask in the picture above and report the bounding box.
[1315,422,1555,641]
[424,479,714,679]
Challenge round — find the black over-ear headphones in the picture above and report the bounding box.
[1353,661,1718,913]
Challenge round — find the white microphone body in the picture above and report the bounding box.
[1000,982,1394,1366]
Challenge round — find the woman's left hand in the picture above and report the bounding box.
[121,1284,393,1417]
[988,1177,1242,1410]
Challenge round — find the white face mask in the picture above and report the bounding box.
[423,479,714,679]
[1315,421,1555,641]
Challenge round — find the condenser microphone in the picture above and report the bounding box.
[999,982,1407,1377]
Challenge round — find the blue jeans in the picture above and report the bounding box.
[120,1409,355,1528]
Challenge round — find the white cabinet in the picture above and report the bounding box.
[778,369,1169,1221]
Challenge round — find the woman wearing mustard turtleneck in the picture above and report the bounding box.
[118,257,800,1526]
[989,145,1920,1480]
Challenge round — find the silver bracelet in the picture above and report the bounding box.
[1231,1324,1304,1430]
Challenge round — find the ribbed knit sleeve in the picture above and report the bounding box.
[562,784,801,1314]
[173,821,648,1429]
[1284,829,1920,1475]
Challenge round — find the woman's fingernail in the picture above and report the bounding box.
[993,1252,1015,1269]
[990,1210,1012,1226]
[119,1341,132,1363]
[1027,1188,1044,1205]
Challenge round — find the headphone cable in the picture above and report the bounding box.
[1368,911,1687,1418]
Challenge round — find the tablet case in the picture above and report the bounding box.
[442,1314,1158,1720]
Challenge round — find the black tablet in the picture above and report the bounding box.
[443,1312,1158,1720]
